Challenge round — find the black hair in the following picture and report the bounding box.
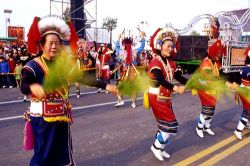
[155,49,161,56]
[40,35,47,46]
[245,55,250,65]
[93,41,97,51]
[107,43,112,50]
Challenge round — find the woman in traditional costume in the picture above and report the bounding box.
[147,27,187,161]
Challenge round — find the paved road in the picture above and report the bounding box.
[0,85,249,166]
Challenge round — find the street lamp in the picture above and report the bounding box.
[4,9,12,37]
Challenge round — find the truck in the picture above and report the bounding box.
[173,35,209,74]
[168,8,250,79]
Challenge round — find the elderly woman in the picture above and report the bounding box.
[147,28,187,161]
[21,16,116,166]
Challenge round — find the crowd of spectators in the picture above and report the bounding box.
[0,42,31,88]
[0,40,153,89]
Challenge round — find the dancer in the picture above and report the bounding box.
[148,27,187,161]
[115,36,139,108]
[234,45,250,140]
[21,15,117,166]
[195,39,226,138]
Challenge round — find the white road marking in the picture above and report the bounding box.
[0,115,23,121]
[0,98,143,122]
[0,100,24,105]
[0,91,99,105]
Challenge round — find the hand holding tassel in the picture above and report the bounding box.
[173,85,185,94]
[106,84,118,94]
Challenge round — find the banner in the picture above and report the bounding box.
[8,26,25,45]
[230,47,246,66]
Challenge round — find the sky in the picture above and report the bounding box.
[0,0,249,42]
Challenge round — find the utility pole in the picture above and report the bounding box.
[94,0,97,41]
[4,9,12,38]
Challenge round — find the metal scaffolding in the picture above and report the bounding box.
[49,0,100,40]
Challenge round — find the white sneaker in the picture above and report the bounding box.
[2,86,6,88]
[151,145,164,161]
[97,88,102,93]
[234,130,242,140]
[9,86,13,88]
[76,95,80,98]
[204,128,215,136]
[161,150,171,159]
[23,96,28,102]
[196,127,204,138]
[115,101,124,107]
[131,103,136,108]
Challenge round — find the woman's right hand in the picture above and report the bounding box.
[30,83,46,99]
[173,85,185,94]
[225,81,239,90]
[106,84,118,94]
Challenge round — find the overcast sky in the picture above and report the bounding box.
[0,0,249,41]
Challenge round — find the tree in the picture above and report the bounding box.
[62,6,70,21]
[102,17,118,45]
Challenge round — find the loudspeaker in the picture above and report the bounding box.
[175,48,192,60]
[191,36,208,48]
[193,48,207,60]
[174,36,208,60]
[70,0,86,39]
[179,36,192,47]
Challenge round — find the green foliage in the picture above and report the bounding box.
[236,86,250,102]
[185,69,227,99]
[118,71,150,96]
[43,49,82,93]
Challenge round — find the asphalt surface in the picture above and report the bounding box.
[0,84,249,166]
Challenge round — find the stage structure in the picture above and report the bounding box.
[49,0,97,40]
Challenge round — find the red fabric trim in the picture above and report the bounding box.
[27,17,41,55]
[149,93,176,122]
[245,45,250,56]
[68,21,79,56]
[150,28,161,53]
[198,90,216,106]
[240,95,250,110]
[241,79,250,86]
[208,39,226,60]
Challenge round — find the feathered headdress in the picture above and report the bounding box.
[122,37,133,64]
[27,15,78,55]
[150,27,178,54]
